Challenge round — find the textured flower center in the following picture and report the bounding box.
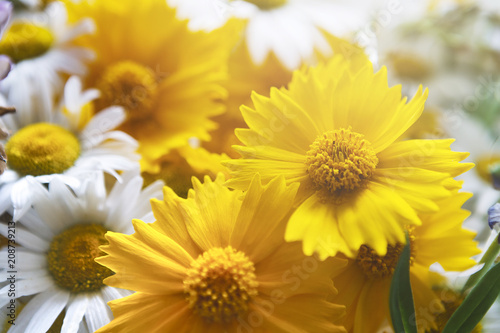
[388,52,432,81]
[356,230,415,279]
[184,246,259,323]
[5,123,80,176]
[475,154,500,184]
[96,60,158,119]
[0,22,54,63]
[356,243,405,279]
[306,127,378,194]
[429,288,482,333]
[47,224,113,293]
[243,0,287,9]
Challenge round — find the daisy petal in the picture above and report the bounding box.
[61,294,89,333]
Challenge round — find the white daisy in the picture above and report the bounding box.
[0,169,164,333]
[169,0,376,70]
[0,1,94,117]
[0,76,140,221]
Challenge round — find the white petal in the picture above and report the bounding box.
[84,293,112,332]
[105,176,143,232]
[34,174,81,190]
[0,223,49,252]
[80,107,126,148]
[0,249,47,271]
[10,178,33,222]
[0,181,14,216]
[61,294,89,333]
[100,286,132,303]
[7,289,63,333]
[0,275,53,297]
[16,209,55,241]
[60,18,95,44]
[25,288,70,333]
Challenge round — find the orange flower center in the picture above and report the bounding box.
[356,230,416,280]
[306,127,378,195]
[96,60,158,121]
[184,246,258,323]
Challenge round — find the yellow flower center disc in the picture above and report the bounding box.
[356,229,415,279]
[184,246,259,323]
[475,154,500,184]
[96,60,158,120]
[0,22,54,63]
[47,224,113,293]
[5,123,80,176]
[356,243,405,279]
[306,127,378,194]
[243,0,287,10]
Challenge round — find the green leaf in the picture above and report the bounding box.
[442,262,500,333]
[462,232,500,293]
[389,233,417,333]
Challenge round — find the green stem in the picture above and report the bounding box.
[462,231,500,293]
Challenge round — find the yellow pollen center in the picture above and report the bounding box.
[96,60,158,119]
[184,246,259,323]
[47,224,113,293]
[388,52,432,81]
[356,243,405,279]
[5,123,80,176]
[306,127,378,195]
[242,0,287,9]
[475,154,500,184]
[356,229,416,280]
[0,22,54,63]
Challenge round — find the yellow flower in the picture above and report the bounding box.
[224,55,473,259]
[65,0,238,173]
[330,192,480,333]
[204,33,368,158]
[96,175,347,333]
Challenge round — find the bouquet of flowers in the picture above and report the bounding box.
[0,0,499,332]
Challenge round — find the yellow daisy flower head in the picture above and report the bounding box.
[224,54,473,259]
[65,0,238,173]
[96,174,347,333]
[205,33,368,158]
[331,192,480,333]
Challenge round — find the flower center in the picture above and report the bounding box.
[0,22,54,63]
[429,288,482,333]
[5,123,80,176]
[47,224,113,293]
[388,52,432,81]
[356,230,416,279]
[306,127,378,195]
[243,0,287,10]
[184,246,259,323]
[475,154,500,184]
[96,60,158,120]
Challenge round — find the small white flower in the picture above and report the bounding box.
[0,1,95,118]
[0,76,140,221]
[169,0,375,70]
[0,170,164,332]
